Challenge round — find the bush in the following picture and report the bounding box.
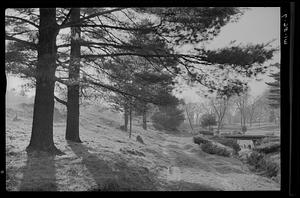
[254,137,279,147]
[151,105,185,131]
[254,142,280,154]
[198,130,214,136]
[247,151,264,168]
[193,135,210,145]
[200,114,217,130]
[258,158,279,178]
[211,137,241,154]
[247,152,280,178]
[201,142,231,157]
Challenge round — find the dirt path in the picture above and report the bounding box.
[157,134,280,191]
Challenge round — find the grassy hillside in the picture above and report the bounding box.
[6,94,280,191]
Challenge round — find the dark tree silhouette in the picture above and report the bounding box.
[27,9,61,154]
[65,8,82,143]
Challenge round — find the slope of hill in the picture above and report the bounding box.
[6,98,280,191]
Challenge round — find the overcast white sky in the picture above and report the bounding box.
[6,7,281,102]
[176,7,280,103]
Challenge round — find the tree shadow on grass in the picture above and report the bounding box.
[19,152,57,191]
[67,141,115,188]
[67,141,158,191]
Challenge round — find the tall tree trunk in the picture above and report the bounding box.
[124,104,128,132]
[66,8,82,143]
[27,9,61,154]
[142,103,147,130]
[129,105,132,138]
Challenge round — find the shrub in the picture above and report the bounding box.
[247,152,280,178]
[201,142,230,157]
[200,114,217,130]
[247,151,264,168]
[211,137,241,154]
[261,137,280,144]
[193,135,210,145]
[151,105,185,131]
[258,158,279,178]
[254,142,280,154]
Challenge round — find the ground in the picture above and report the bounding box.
[5,96,280,191]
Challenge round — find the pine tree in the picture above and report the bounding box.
[65,8,82,143]
[266,63,280,109]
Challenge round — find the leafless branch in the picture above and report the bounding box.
[6,15,39,28]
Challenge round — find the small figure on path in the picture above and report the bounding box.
[136,135,145,144]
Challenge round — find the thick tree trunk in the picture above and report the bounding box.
[142,104,147,130]
[66,8,82,143]
[124,105,128,132]
[27,9,62,154]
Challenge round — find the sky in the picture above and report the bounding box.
[6,7,281,102]
[176,7,280,103]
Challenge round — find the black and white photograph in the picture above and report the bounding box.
[4,5,295,192]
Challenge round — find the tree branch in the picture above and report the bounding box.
[54,95,67,106]
[5,15,39,28]
[78,24,157,32]
[84,78,163,105]
[57,41,143,51]
[60,9,73,26]
[59,8,126,29]
[5,35,37,49]
[81,53,180,59]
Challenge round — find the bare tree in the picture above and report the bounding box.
[234,92,249,133]
[246,96,261,127]
[210,96,230,134]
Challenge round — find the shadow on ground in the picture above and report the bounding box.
[19,152,57,191]
[67,141,158,191]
